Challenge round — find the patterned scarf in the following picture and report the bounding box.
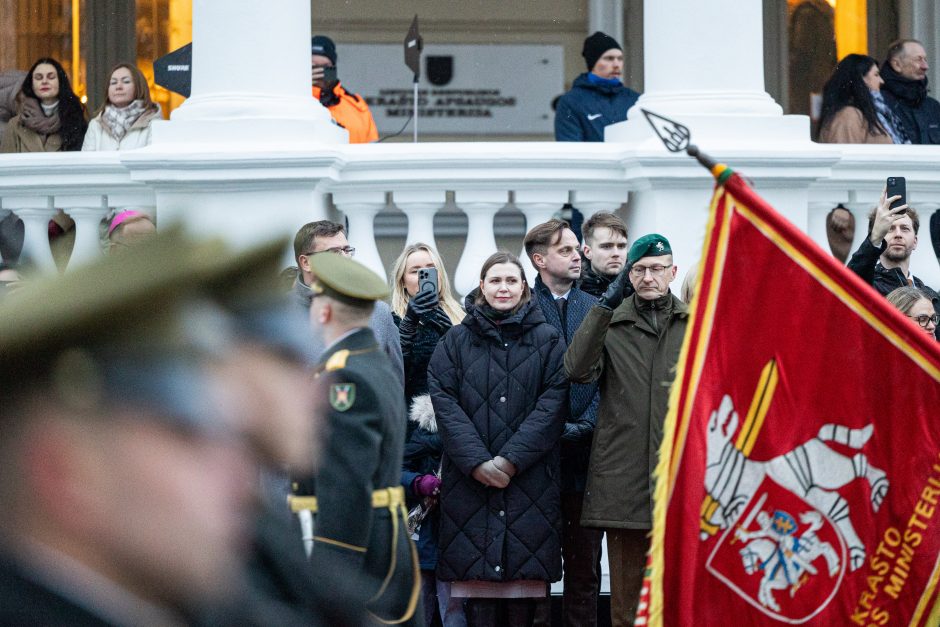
[19,97,60,136]
[100,99,148,141]
[871,90,911,144]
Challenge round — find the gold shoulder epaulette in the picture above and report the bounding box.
[325,349,350,372]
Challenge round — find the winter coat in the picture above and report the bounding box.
[401,394,444,570]
[428,296,568,583]
[555,73,640,142]
[0,71,26,146]
[532,276,599,493]
[0,114,63,153]
[312,82,378,144]
[81,108,160,151]
[392,310,452,421]
[565,293,689,530]
[818,106,893,144]
[881,64,940,145]
[579,264,635,300]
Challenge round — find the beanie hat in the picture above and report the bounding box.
[582,31,622,72]
[311,36,337,66]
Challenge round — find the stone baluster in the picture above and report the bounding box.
[514,189,568,286]
[453,190,508,297]
[393,190,446,251]
[332,191,388,282]
[5,199,56,273]
[57,195,109,269]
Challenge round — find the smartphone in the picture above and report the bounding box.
[321,66,338,84]
[418,268,438,297]
[886,176,906,210]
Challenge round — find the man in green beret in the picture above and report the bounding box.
[0,231,261,625]
[288,252,422,626]
[564,233,688,627]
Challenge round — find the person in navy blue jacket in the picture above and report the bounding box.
[524,219,604,627]
[555,31,641,142]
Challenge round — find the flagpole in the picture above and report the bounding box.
[413,75,418,143]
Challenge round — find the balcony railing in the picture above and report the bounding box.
[2,142,939,294]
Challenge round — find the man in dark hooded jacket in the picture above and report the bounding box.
[555,32,640,142]
[881,39,940,144]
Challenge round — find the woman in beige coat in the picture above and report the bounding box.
[818,54,909,144]
[82,63,161,151]
[0,57,86,153]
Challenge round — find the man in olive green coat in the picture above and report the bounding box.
[564,234,688,627]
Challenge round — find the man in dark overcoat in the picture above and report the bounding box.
[525,218,604,627]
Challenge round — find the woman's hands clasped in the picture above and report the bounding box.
[472,456,518,489]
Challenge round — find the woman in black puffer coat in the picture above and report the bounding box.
[428,252,568,627]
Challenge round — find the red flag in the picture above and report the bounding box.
[640,167,940,626]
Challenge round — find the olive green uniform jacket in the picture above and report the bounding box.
[564,293,688,530]
[292,327,421,625]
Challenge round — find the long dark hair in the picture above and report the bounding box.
[819,54,885,137]
[21,58,87,151]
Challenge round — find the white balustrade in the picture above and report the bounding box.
[453,190,508,297]
[393,190,447,252]
[3,200,56,273]
[57,195,109,268]
[2,145,940,294]
[332,190,388,282]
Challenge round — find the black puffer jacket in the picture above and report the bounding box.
[428,295,567,583]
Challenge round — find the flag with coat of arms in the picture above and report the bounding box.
[636,164,940,626]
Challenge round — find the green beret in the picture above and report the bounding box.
[628,233,672,264]
[309,253,388,305]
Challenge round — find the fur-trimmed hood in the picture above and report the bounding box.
[409,394,437,433]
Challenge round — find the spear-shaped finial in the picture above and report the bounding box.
[641,109,731,183]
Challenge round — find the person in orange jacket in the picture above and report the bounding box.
[311,36,378,144]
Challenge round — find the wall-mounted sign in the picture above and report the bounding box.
[336,44,563,136]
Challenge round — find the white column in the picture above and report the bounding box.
[154,0,346,145]
[6,201,56,273]
[56,195,109,269]
[453,190,507,298]
[393,190,446,252]
[332,190,388,282]
[605,0,809,146]
[515,189,568,286]
[588,0,624,47]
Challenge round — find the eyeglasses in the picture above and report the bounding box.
[908,313,940,328]
[630,264,672,278]
[302,246,356,257]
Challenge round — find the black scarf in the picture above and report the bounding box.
[881,63,929,107]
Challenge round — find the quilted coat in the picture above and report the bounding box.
[428,295,568,583]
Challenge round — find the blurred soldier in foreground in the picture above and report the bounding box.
[0,231,257,625]
[290,252,422,626]
[208,245,370,626]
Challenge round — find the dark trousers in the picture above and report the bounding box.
[560,491,604,627]
[465,597,548,627]
[606,528,650,627]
